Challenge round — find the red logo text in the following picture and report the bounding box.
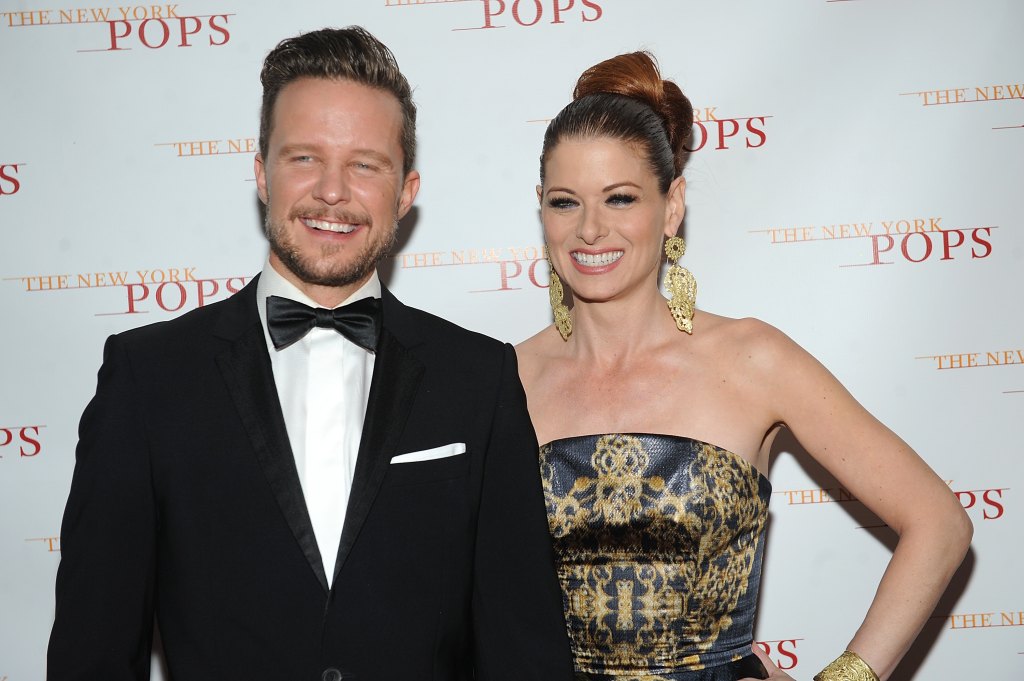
[0,425,43,458]
[858,227,993,267]
[115,276,250,315]
[481,256,550,293]
[0,163,23,196]
[755,638,802,671]
[687,116,769,151]
[95,11,231,51]
[396,246,548,294]
[460,0,602,30]
[956,486,1006,521]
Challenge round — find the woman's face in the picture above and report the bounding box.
[539,135,684,305]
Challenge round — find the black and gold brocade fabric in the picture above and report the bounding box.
[540,434,772,681]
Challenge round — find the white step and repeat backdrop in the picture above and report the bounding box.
[1,1,1021,679]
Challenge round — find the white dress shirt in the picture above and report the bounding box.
[256,260,378,588]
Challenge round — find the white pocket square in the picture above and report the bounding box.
[391,442,467,464]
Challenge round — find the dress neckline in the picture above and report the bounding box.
[540,432,770,484]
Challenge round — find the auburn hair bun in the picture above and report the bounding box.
[573,51,693,175]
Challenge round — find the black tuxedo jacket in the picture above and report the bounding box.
[48,278,573,681]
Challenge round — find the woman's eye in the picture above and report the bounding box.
[547,197,578,210]
[607,193,637,206]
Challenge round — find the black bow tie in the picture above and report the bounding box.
[266,295,382,352]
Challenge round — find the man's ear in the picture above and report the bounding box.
[397,170,421,219]
[254,153,268,205]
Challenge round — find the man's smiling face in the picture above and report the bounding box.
[255,76,419,304]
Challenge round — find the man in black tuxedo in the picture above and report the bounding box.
[48,26,572,681]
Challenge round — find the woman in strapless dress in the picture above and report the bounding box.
[515,52,972,681]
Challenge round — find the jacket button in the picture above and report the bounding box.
[322,668,343,681]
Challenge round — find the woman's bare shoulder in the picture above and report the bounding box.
[690,312,820,392]
[695,311,794,355]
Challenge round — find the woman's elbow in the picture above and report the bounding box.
[947,502,974,558]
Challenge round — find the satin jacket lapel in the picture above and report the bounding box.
[214,279,329,593]
[332,293,424,585]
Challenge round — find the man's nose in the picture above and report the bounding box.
[312,165,351,205]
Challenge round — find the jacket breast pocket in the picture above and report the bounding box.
[384,451,470,487]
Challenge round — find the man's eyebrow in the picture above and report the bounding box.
[275,143,317,157]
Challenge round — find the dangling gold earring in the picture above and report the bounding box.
[547,257,572,341]
[663,236,696,334]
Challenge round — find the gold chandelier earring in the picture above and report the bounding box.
[663,236,697,334]
[547,257,572,341]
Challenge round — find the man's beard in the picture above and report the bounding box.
[264,207,396,288]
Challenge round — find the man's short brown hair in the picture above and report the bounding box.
[259,26,417,175]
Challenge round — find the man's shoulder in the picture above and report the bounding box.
[398,304,500,344]
[114,285,253,353]
[385,296,509,366]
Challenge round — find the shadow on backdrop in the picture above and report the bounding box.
[762,429,975,681]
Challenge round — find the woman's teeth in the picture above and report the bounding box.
[572,250,623,266]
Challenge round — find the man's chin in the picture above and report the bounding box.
[292,263,372,288]
[274,253,376,290]
[303,271,374,289]
[268,226,393,291]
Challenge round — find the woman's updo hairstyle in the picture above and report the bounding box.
[540,51,693,194]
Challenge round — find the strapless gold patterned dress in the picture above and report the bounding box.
[539,434,771,681]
